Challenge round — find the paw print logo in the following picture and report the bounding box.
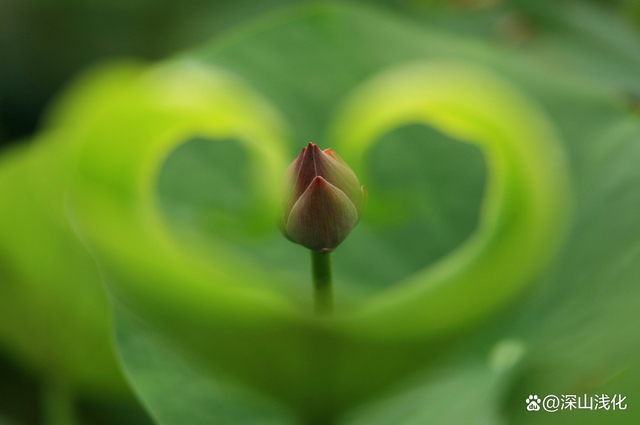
[526,395,541,411]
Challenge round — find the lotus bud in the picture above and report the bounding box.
[279,143,367,253]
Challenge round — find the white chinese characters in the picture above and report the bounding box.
[525,394,626,412]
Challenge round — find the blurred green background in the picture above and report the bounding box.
[3,0,640,145]
[2,1,640,424]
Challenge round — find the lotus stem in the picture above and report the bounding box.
[311,251,334,315]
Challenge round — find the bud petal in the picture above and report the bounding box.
[280,143,365,251]
[282,145,316,221]
[285,176,358,253]
[315,147,363,213]
[284,144,364,217]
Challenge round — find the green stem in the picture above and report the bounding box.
[311,251,334,315]
[42,379,77,425]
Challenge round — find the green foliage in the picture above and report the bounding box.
[1,1,640,424]
[0,62,145,397]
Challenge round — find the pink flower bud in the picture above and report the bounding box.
[280,143,367,253]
